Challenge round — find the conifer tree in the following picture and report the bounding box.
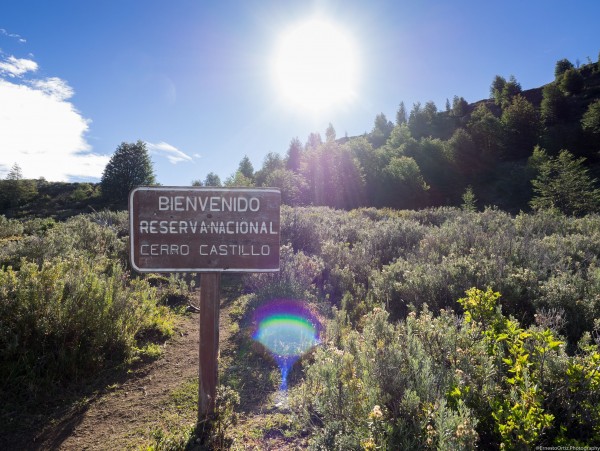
[101,140,156,206]
[237,155,254,179]
[204,172,222,187]
[396,101,407,125]
[581,100,600,135]
[286,138,303,173]
[530,149,600,216]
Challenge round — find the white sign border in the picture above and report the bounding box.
[129,186,281,273]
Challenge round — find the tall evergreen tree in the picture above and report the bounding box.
[530,149,600,215]
[7,163,23,181]
[490,75,507,105]
[396,101,407,125]
[468,104,503,160]
[100,140,156,206]
[237,155,254,179]
[204,172,222,187]
[370,113,394,148]
[491,75,521,108]
[541,82,568,124]
[581,100,600,136]
[265,169,309,206]
[0,163,37,208]
[451,96,469,117]
[305,132,323,150]
[501,95,540,159]
[285,137,303,172]
[554,58,574,79]
[254,152,284,186]
[325,123,337,142]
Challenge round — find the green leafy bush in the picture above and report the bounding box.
[292,286,600,448]
[278,206,600,348]
[0,256,171,399]
[0,215,24,239]
[0,214,127,269]
[291,305,481,449]
[244,244,324,303]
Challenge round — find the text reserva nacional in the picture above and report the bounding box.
[136,193,278,259]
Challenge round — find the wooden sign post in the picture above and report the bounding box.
[198,272,220,417]
[129,187,281,422]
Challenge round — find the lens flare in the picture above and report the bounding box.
[253,299,320,390]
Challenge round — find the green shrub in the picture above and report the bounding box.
[69,183,98,202]
[292,285,600,448]
[291,305,484,450]
[21,217,56,235]
[88,209,129,236]
[244,244,324,303]
[554,333,600,444]
[0,256,171,399]
[0,215,23,239]
[277,206,600,348]
[0,214,127,269]
[358,216,426,266]
[458,288,558,449]
[281,206,326,255]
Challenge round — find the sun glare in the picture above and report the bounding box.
[272,17,359,113]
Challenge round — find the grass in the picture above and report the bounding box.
[134,343,165,360]
[136,290,311,450]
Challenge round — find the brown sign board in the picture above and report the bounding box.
[129,187,280,273]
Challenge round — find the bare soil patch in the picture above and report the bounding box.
[2,312,199,451]
[54,314,200,450]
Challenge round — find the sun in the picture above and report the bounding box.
[271,17,359,113]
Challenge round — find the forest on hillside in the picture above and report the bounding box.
[193,55,600,215]
[2,57,600,218]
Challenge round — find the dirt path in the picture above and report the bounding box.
[36,312,201,450]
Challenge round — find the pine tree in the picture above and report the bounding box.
[396,101,407,125]
[100,140,156,206]
[204,172,222,187]
[237,155,254,179]
[1,163,37,208]
[286,138,303,172]
[581,100,600,135]
[7,163,23,180]
[530,149,600,216]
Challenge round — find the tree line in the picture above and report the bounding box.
[2,55,600,216]
[196,55,600,215]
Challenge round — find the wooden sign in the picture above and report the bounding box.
[129,186,281,423]
[129,186,281,273]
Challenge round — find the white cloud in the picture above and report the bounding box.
[146,141,194,164]
[0,41,107,182]
[0,55,37,77]
[29,77,74,101]
[0,77,108,181]
[0,29,26,43]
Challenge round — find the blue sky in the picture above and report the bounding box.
[1,0,599,185]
